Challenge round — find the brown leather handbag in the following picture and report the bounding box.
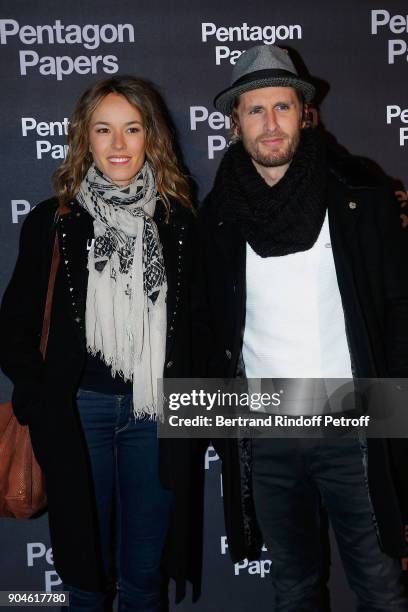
[0,232,60,518]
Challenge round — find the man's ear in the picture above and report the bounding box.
[301,105,319,129]
[230,109,241,141]
[230,109,240,137]
[301,104,309,129]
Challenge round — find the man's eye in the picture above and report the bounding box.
[276,104,290,111]
[249,107,262,114]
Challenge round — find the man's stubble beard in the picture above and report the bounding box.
[242,129,301,169]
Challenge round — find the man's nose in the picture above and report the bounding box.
[264,109,278,131]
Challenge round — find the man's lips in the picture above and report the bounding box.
[259,136,285,147]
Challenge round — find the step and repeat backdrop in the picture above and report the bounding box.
[0,1,406,610]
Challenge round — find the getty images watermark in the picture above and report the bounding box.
[157,378,408,438]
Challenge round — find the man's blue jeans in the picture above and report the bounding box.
[65,389,172,612]
[251,436,408,612]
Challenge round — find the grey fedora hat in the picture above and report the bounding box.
[214,44,315,116]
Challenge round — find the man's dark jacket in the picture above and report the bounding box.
[195,146,408,561]
[0,197,203,600]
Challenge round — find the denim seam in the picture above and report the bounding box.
[357,430,383,548]
[115,394,132,434]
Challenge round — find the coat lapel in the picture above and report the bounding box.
[155,203,188,360]
[57,207,93,338]
[327,171,363,255]
[327,174,379,376]
[212,217,247,372]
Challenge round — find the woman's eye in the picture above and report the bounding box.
[96,127,109,133]
[127,127,141,133]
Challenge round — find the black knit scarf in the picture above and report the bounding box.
[212,128,327,257]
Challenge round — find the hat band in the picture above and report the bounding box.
[232,68,299,88]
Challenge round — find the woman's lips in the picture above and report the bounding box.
[107,157,131,165]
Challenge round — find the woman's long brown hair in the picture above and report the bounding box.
[52,76,192,212]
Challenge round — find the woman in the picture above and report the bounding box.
[0,76,202,610]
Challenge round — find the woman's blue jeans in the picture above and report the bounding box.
[65,389,172,612]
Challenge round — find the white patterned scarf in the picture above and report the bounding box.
[77,162,167,418]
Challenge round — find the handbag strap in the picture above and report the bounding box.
[38,227,61,358]
[38,201,72,358]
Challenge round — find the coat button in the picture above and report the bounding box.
[166,361,173,368]
[348,201,358,210]
[225,349,232,359]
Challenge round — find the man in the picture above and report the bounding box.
[198,44,408,610]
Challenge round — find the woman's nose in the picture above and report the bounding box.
[111,131,125,149]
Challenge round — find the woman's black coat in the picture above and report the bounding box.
[0,197,203,600]
[195,153,408,561]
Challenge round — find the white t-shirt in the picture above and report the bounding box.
[243,211,353,380]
